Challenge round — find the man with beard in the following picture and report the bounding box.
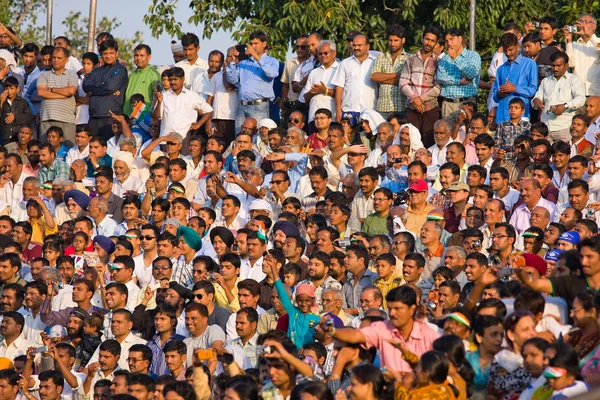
[22,140,41,176]
[65,307,86,349]
[296,251,342,313]
[40,278,105,327]
[258,249,286,310]
[282,236,308,278]
[23,280,47,346]
[271,220,301,250]
[63,189,90,221]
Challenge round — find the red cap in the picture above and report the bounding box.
[407,179,428,192]
[522,253,547,276]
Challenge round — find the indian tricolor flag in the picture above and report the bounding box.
[131,102,145,120]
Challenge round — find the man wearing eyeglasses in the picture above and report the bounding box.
[565,14,600,97]
[88,196,117,237]
[281,35,311,127]
[136,256,171,311]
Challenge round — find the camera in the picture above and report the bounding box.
[325,319,334,328]
[587,208,595,220]
[533,21,540,28]
[393,190,410,206]
[257,345,273,356]
[568,25,578,33]
[391,157,404,164]
[337,239,351,249]
[472,239,481,248]
[497,267,515,277]
[426,301,437,312]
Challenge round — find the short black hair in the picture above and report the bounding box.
[99,339,121,356]
[386,285,418,307]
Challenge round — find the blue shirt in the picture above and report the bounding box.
[437,49,481,99]
[226,54,280,102]
[85,154,113,177]
[56,144,70,161]
[274,279,321,349]
[492,55,538,123]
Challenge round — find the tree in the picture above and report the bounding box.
[61,11,143,72]
[0,0,45,45]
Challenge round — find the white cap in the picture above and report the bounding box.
[258,118,277,130]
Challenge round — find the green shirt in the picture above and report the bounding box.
[123,66,161,115]
[362,212,390,236]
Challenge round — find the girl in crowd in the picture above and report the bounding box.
[42,240,62,268]
[433,335,474,400]
[568,290,600,365]
[519,337,550,400]
[487,311,537,399]
[466,315,504,399]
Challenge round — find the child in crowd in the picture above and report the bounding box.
[0,76,33,145]
[80,312,104,368]
[495,98,531,159]
[129,93,152,143]
[282,262,301,288]
[373,253,404,309]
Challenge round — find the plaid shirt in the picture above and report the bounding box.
[227,333,259,368]
[372,51,408,112]
[494,119,531,150]
[400,50,440,111]
[148,332,186,376]
[437,49,481,99]
[172,255,194,287]
[38,158,70,182]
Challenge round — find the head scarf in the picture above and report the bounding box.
[177,226,202,251]
[209,226,235,248]
[64,189,90,210]
[359,109,386,135]
[93,235,116,255]
[396,123,424,152]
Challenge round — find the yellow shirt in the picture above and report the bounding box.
[373,273,405,309]
[213,278,240,312]
[29,218,57,244]
[404,202,434,234]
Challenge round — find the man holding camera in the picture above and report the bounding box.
[565,14,600,96]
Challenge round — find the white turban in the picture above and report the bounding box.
[112,151,134,170]
[395,123,424,152]
[0,49,16,69]
[170,40,183,54]
[359,109,386,134]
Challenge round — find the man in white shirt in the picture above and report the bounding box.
[428,119,455,167]
[532,51,586,142]
[299,40,339,122]
[109,256,140,311]
[153,67,213,140]
[0,153,31,210]
[0,311,29,359]
[206,51,238,147]
[564,14,600,96]
[175,33,209,89]
[88,197,117,237]
[112,151,144,197]
[65,125,91,165]
[331,34,378,122]
[584,96,600,143]
[489,166,521,212]
[509,178,558,234]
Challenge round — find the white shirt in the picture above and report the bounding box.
[112,175,145,197]
[133,252,157,289]
[565,35,600,96]
[585,115,600,144]
[51,285,77,311]
[226,306,265,340]
[88,331,147,370]
[532,72,586,131]
[299,60,339,122]
[66,145,89,165]
[495,188,521,212]
[350,190,376,221]
[159,88,213,139]
[281,57,301,102]
[330,54,378,112]
[76,74,90,124]
[206,71,238,120]
[1,172,31,211]
[293,56,317,84]
[509,197,558,234]
[191,69,211,99]
[0,333,30,359]
[175,57,209,88]
[23,311,46,347]
[239,257,266,282]
[65,56,83,74]
[428,140,456,168]
[94,215,118,237]
[125,280,141,310]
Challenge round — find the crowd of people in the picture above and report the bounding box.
[0,10,599,400]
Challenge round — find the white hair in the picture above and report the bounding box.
[318,40,337,52]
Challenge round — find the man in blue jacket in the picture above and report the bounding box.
[83,39,128,140]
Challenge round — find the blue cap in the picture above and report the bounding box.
[341,111,360,127]
[545,249,565,262]
[558,231,580,245]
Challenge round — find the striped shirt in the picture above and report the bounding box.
[37,69,78,123]
[436,48,481,99]
[399,50,440,111]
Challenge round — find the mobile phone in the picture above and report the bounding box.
[154,81,163,92]
[235,44,249,61]
[149,281,161,291]
[496,267,515,277]
[196,349,214,361]
[391,158,403,163]
[35,346,48,353]
[232,243,239,252]
[138,210,143,219]
[217,353,234,364]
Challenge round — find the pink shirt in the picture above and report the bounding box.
[360,319,440,372]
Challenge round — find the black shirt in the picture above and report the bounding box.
[550,274,596,307]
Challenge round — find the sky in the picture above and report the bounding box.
[48,0,236,65]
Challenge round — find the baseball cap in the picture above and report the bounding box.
[522,253,547,276]
[407,179,428,192]
[445,182,469,192]
[346,30,361,41]
[558,231,580,245]
[545,249,565,262]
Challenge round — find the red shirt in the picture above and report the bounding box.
[306,134,327,149]
[64,242,94,256]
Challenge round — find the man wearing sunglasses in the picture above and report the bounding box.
[281,35,311,127]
